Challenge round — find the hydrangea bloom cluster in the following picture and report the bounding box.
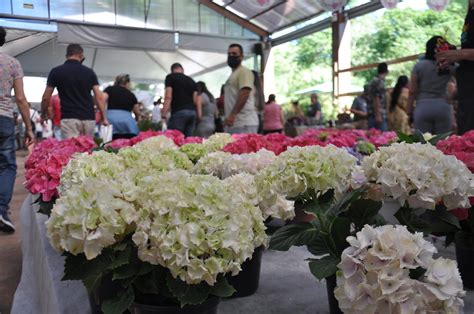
[437,130,474,172]
[361,143,474,210]
[132,170,267,285]
[255,145,358,218]
[46,151,134,259]
[47,141,194,260]
[24,136,96,201]
[335,225,465,313]
[194,149,276,179]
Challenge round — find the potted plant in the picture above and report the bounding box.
[46,142,267,313]
[335,224,465,313]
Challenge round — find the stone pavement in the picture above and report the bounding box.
[0,150,28,314]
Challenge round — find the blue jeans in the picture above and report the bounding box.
[168,109,196,137]
[368,116,388,131]
[0,116,17,214]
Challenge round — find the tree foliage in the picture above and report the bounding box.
[273,0,467,114]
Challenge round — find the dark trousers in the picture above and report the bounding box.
[0,116,17,214]
[168,109,196,137]
[456,67,474,135]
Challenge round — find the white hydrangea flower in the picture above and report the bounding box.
[203,133,235,151]
[361,143,474,210]
[335,225,465,314]
[255,145,358,218]
[133,135,177,152]
[47,151,136,260]
[132,170,267,285]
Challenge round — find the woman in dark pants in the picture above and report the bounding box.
[438,5,474,134]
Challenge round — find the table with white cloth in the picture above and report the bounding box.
[11,194,474,314]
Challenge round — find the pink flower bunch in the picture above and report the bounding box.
[107,130,195,149]
[223,134,287,155]
[24,136,96,201]
[297,128,396,148]
[437,131,474,173]
[183,136,204,144]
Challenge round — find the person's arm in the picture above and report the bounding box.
[14,78,34,145]
[162,87,172,119]
[41,86,54,121]
[92,85,109,125]
[225,88,251,126]
[193,92,202,122]
[438,49,474,67]
[132,104,140,122]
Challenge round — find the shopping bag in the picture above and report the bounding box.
[100,125,113,142]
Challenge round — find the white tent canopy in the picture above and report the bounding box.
[1,24,258,83]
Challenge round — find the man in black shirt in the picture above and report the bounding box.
[40,44,108,139]
[162,63,201,137]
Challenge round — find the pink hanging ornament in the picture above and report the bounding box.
[426,0,450,11]
[316,0,348,12]
[381,0,399,9]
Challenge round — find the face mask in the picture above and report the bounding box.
[80,57,86,64]
[227,55,241,68]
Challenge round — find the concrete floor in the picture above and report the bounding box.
[1,150,473,314]
[0,151,27,314]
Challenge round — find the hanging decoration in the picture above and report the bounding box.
[380,0,399,9]
[315,0,348,12]
[426,0,450,11]
[247,0,275,10]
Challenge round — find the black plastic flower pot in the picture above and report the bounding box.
[325,275,343,314]
[226,246,264,298]
[129,297,220,314]
[455,231,474,289]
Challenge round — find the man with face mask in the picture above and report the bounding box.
[40,44,108,139]
[224,43,258,134]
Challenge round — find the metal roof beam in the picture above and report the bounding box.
[198,0,269,38]
[271,0,383,46]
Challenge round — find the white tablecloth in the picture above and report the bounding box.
[11,195,90,314]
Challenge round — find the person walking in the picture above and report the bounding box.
[388,75,411,134]
[40,44,108,139]
[408,36,456,134]
[367,63,389,131]
[262,94,284,134]
[307,93,323,125]
[437,6,474,134]
[350,85,369,129]
[0,27,34,233]
[103,74,140,139]
[162,63,201,137]
[224,43,259,134]
[195,81,217,138]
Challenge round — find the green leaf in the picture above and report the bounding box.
[308,255,339,280]
[328,188,366,216]
[38,200,55,216]
[428,132,452,145]
[63,252,112,281]
[269,222,318,251]
[101,286,134,314]
[209,276,235,298]
[412,130,427,144]
[394,207,432,234]
[107,247,131,270]
[166,273,210,306]
[397,131,414,144]
[329,217,351,254]
[113,264,137,281]
[134,273,160,295]
[344,199,382,229]
[432,207,461,230]
[94,137,104,147]
[306,236,330,256]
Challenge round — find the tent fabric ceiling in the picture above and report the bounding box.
[0,28,250,83]
[213,0,325,33]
